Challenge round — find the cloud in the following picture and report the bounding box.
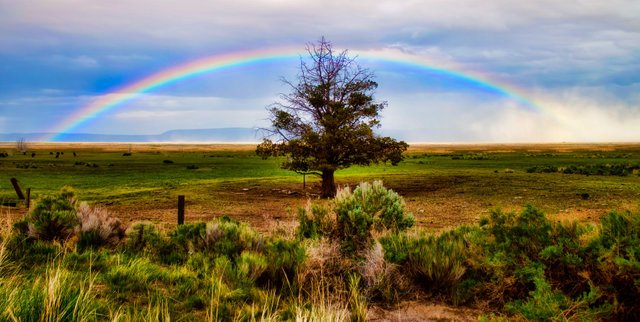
[1,0,639,141]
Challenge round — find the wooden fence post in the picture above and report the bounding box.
[25,188,31,209]
[10,178,25,200]
[177,195,185,225]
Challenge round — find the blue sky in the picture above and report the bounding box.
[1,0,639,142]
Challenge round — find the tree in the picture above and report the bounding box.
[257,38,408,198]
[16,137,27,154]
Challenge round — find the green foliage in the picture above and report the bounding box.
[5,232,61,265]
[262,238,306,289]
[588,210,640,320]
[505,265,611,321]
[125,222,163,254]
[0,265,103,321]
[380,228,474,297]
[296,203,333,240]
[26,187,78,241]
[480,205,552,264]
[103,257,164,296]
[201,216,264,260]
[348,274,367,322]
[3,178,640,321]
[527,163,640,176]
[256,38,408,197]
[335,181,414,256]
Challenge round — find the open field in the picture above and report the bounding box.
[2,142,640,320]
[2,142,639,231]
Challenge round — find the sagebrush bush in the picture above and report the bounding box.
[380,228,474,299]
[334,181,414,256]
[76,202,126,251]
[296,202,334,240]
[480,205,552,265]
[262,238,306,290]
[125,222,163,254]
[202,216,264,259]
[360,242,408,304]
[589,210,640,320]
[26,187,78,241]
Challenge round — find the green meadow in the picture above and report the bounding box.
[2,143,639,227]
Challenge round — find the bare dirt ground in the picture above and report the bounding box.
[369,302,482,322]
[4,142,637,232]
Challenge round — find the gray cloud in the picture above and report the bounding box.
[0,0,638,141]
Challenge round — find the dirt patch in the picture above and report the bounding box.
[368,301,481,322]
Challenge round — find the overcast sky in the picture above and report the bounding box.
[1,0,639,142]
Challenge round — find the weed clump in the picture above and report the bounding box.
[76,202,126,251]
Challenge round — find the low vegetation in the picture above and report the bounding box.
[527,163,640,176]
[1,183,639,320]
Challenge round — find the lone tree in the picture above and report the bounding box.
[257,38,408,198]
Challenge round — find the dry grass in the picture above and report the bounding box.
[76,202,126,246]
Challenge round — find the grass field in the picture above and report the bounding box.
[2,142,639,231]
[2,142,640,320]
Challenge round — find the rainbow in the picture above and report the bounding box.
[46,46,544,142]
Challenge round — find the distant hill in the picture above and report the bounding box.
[0,128,261,143]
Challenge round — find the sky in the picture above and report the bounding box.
[0,0,639,142]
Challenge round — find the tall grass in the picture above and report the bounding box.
[1,263,101,321]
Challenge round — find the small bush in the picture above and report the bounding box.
[262,238,306,289]
[361,242,408,304]
[296,202,333,240]
[76,202,126,251]
[334,181,414,257]
[480,205,552,264]
[26,187,78,241]
[380,228,473,298]
[125,222,163,254]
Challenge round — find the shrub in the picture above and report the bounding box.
[26,187,78,241]
[125,222,163,254]
[505,264,611,321]
[334,181,414,256]
[480,205,552,264]
[236,251,269,286]
[360,242,408,304]
[172,222,208,254]
[164,217,264,264]
[380,228,474,299]
[589,210,640,320]
[261,238,306,290]
[203,217,264,259]
[76,202,126,251]
[296,202,333,240]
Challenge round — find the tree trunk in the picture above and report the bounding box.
[321,169,336,198]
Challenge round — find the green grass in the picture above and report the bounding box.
[2,180,640,320]
[2,144,640,227]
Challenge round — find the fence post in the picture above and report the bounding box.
[177,195,185,225]
[10,178,25,200]
[25,188,31,209]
